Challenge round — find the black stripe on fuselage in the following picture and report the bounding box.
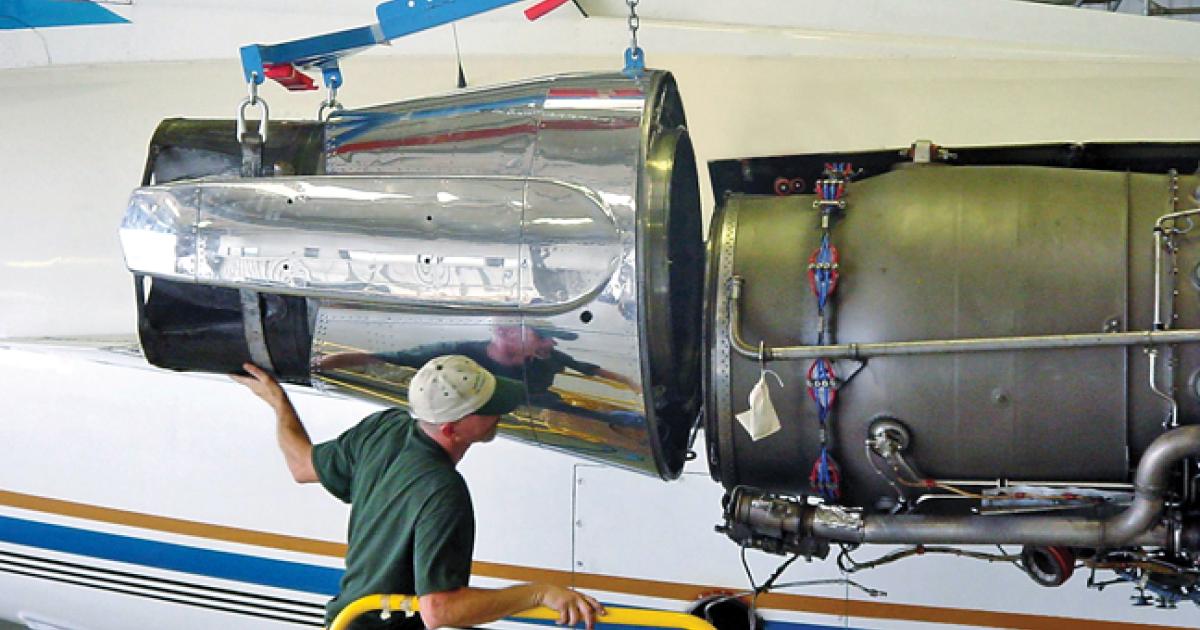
[0,548,326,626]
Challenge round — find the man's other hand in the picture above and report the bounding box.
[538,585,605,629]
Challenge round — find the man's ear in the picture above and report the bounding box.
[439,422,458,440]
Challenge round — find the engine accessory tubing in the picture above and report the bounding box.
[1148,203,1200,428]
[728,276,1200,361]
[726,425,1200,548]
[816,424,1200,547]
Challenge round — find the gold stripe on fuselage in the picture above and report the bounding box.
[0,490,1184,630]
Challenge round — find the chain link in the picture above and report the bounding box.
[246,72,260,106]
[626,0,640,52]
[318,84,343,121]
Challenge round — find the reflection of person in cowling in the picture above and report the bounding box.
[315,325,641,402]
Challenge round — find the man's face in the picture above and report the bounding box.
[522,329,556,360]
[493,326,557,362]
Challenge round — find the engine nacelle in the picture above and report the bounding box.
[119,71,703,480]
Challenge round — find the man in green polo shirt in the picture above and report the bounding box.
[233,355,605,629]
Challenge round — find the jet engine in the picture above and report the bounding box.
[708,143,1200,606]
[120,73,1200,605]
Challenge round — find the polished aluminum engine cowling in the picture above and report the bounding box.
[119,71,704,479]
[706,162,1200,507]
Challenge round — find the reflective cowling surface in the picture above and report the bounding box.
[121,176,620,310]
[120,71,703,479]
[120,188,200,281]
[314,72,702,478]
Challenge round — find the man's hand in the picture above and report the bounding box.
[231,362,317,483]
[538,585,605,629]
[230,363,288,410]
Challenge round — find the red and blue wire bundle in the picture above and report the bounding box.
[805,163,851,502]
[807,358,841,501]
[807,232,839,313]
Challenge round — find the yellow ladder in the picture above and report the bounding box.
[329,595,718,630]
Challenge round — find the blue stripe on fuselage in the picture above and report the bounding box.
[0,515,856,630]
[0,515,341,595]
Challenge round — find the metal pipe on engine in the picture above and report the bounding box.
[812,512,1169,547]
[727,276,1200,361]
[1151,207,1200,332]
[1105,423,1200,544]
[1148,205,1200,428]
[1147,346,1179,428]
[809,424,1200,547]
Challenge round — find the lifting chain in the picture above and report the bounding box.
[623,0,644,76]
[627,0,640,52]
[318,83,344,121]
[237,76,270,141]
[237,73,270,177]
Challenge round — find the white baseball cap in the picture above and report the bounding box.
[409,355,524,424]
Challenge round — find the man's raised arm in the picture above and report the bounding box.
[231,362,318,484]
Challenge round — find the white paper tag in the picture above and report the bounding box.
[735,372,782,441]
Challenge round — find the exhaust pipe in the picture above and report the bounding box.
[816,511,1171,547]
[725,425,1200,551]
[1103,423,1200,545]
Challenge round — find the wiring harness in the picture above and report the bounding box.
[806,162,853,501]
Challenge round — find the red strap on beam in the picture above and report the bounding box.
[264,63,318,91]
[524,0,570,21]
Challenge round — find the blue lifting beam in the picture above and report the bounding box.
[239,0,530,90]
